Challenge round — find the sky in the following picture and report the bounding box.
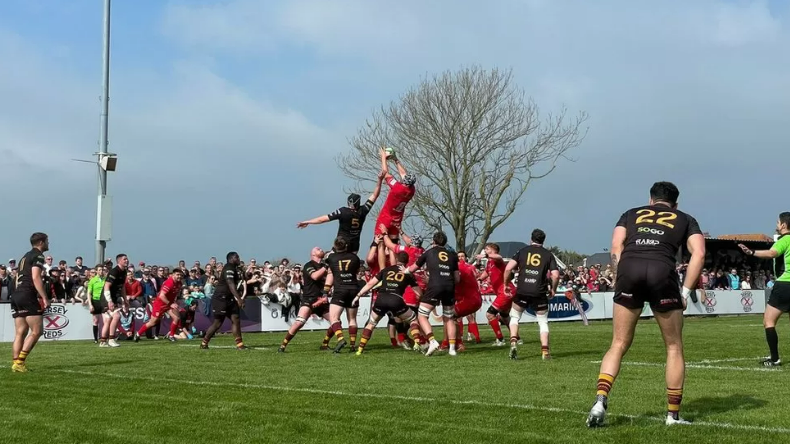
[1,0,789,265]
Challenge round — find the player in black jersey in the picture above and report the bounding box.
[101,254,129,348]
[279,247,333,352]
[405,231,459,357]
[503,229,559,361]
[353,252,423,355]
[10,232,50,373]
[296,170,386,254]
[201,252,248,350]
[587,182,705,428]
[323,237,362,353]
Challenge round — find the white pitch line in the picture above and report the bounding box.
[589,360,778,372]
[689,357,764,364]
[6,365,790,434]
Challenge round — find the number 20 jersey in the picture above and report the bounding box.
[617,204,702,267]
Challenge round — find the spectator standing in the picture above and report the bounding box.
[140,268,157,303]
[728,268,741,290]
[125,271,142,304]
[73,256,88,276]
[0,265,9,301]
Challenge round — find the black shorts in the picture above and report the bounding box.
[372,293,410,318]
[90,298,108,315]
[514,293,549,312]
[331,288,359,308]
[10,291,45,318]
[768,282,790,313]
[301,298,330,318]
[421,287,455,307]
[211,298,240,317]
[613,258,682,312]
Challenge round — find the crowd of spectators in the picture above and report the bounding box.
[0,245,778,309]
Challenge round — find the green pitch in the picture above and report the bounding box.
[1,315,788,444]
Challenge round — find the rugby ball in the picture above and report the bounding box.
[384,147,396,159]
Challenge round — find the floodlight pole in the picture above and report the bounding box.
[96,0,112,264]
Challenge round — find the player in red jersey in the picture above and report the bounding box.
[383,230,426,348]
[440,258,483,351]
[476,243,515,346]
[458,251,482,343]
[134,269,184,342]
[374,147,416,242]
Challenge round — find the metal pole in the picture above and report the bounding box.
[96,0,111,264]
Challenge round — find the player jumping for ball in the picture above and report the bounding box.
[296,169,386,254]
[375,147,416,261]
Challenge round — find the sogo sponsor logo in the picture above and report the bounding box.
[637,227,664,235]
[43,305,70,340]
[740,291,754,313]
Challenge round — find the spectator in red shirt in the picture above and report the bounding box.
[125,271,142,304]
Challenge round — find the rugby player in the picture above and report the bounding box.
[502,229,559,361]
[404,231,460,356]
[10,233,50,373]
[382,229,426,346]
[737,211,790,367]
[87,264,107,344]
[364,236,401,348]
[353,252,423,355]
[135,268,185,342]
[279,248,332,352]
[440,256,483,351]
[201,252,247,350]
[324,237,362,353]
[374,148,416,258]
[102,254,129,348]
[477,243,514,346]
[297,170,386,254]
[457,251,482,343]
[587,181,704,427]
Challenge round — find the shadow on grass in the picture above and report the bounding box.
[683,394,768,418]
[47,359,138,370]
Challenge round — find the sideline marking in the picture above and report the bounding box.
[5,365,789,434]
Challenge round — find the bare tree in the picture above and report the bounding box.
[336,66,588,254]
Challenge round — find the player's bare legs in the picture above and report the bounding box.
[418,302,441,356]
[654,309,687,424]
[12,317,42,372]
[346,307,358,351]
[230,314,246,349]
[327,304,347,352]
[536,309,551,359]
[12,319,29,367]
[587,303,640,427]
[443,308,458,356]
[279,306,312,352]
[507,306,523,360]
[201,316,225,349]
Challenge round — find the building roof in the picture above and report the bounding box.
[706,234,773,243]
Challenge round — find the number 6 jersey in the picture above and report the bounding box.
[617,204,702,267]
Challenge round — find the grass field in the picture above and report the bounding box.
[1,315,788,444]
